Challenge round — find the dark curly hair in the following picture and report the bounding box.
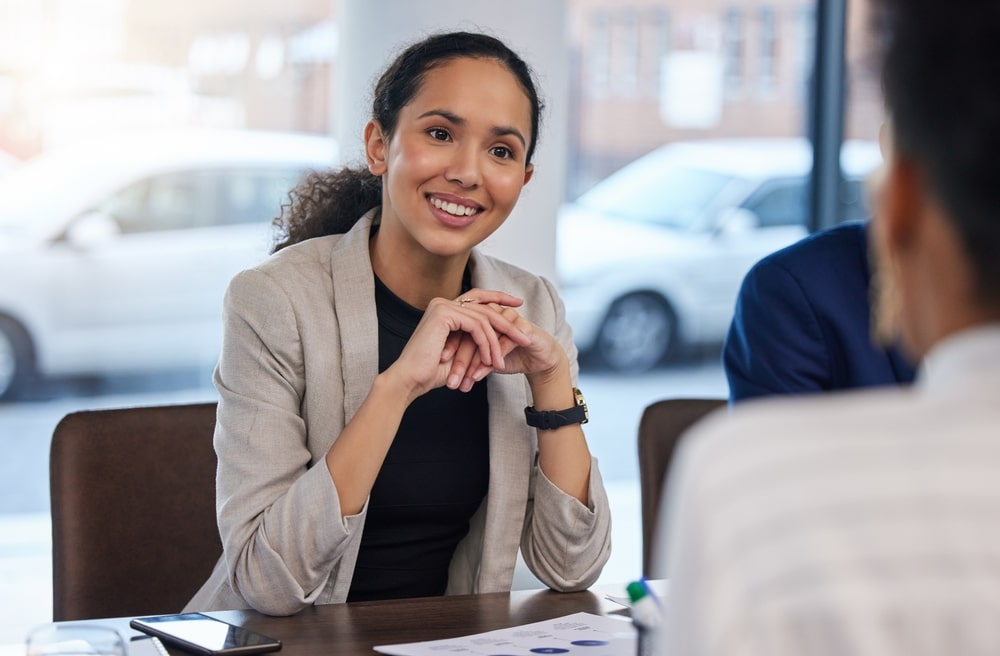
[870,0,1000,310]
[272,31,544,252]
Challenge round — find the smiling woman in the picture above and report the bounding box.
[183,31,611,616]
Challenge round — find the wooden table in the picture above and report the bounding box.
[104,584,637,656]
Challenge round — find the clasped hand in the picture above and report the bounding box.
[391,289,563,398]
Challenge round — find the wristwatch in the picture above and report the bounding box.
[524,387,589,430]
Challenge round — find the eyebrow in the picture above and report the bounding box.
[418,109,527,149]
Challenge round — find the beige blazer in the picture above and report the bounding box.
[185,210,612,615]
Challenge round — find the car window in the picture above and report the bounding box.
[840,176,871,223]
[220,168,305,226]
[577,161,734,229]
[97,167,306,234]
[100,171,215,234]
[742,174,872,229]
[742,177,808,228]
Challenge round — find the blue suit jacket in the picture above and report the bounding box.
[723,221,917,403]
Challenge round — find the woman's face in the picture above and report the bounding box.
[367,56,534,261]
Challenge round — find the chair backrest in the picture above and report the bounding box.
[638,397,726,576]
[50,402,221,621]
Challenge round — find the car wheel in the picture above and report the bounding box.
[0,316,34,401]
[595,293,676,373]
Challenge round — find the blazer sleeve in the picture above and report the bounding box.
[518,276,613,591]
[213,268,364,615]
[723,258,832,403]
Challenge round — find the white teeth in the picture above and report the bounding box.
[432,197,476,216]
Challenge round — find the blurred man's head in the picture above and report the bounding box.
[869,0,1000,359]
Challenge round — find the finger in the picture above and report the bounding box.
[447,334,480,390]
[428,297,502,368]
[483,303,533,346]
[454,289,524,308]
[460,352,486,392]
[454,308,508,369]
[440,330,463,362]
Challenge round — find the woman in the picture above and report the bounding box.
[185,31,611,615]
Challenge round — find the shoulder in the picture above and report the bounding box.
[471,251,550,289]
[748,221,869,282]
[676,386,916,486]
[259,234,344,275]
[225,234,347,310]
[245,209,374,286]
[471,251,561,307]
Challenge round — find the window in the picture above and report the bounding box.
[616,9,639,97]
[588,11,611,97]
[99,167,309,234]
[218,169,304,226]
[744,178,808,228]
[104,172,212,234]
[759,7,777,97]
[647,8,670,98]
[723,8,745,96]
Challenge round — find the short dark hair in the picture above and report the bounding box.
[870,0,1000,308]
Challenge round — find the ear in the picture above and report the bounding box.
[364,120,388,176]
[523,163,534,186]
[880,152,923,250]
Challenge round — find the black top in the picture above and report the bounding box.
[347,274,490,602]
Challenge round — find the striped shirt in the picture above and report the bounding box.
[654,324,1000,656]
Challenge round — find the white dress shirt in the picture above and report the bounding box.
[654,324,1000,656]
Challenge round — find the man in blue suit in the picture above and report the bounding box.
[723,220,916,402]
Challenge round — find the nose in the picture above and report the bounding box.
[445,143,482,188]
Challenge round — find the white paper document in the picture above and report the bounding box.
[374,612,636,656]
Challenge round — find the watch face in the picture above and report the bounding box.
[574,387,589,423]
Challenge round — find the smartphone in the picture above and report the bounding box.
[129,613,282,656]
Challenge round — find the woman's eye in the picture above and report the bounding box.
[428,128,450,141]
[491,146,513,160]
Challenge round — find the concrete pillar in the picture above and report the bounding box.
[335,0,569,280]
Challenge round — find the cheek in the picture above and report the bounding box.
[489,167,528,201]
[387,138,438,177]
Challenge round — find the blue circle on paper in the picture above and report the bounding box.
[570,641,608,647]
[530,649,569,654]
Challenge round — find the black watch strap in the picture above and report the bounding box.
[524,388,589,430]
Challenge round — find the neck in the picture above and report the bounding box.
[897,204,998,359]
[369,230,468,310]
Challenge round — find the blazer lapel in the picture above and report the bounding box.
[331,210,380,424]
[470,250,534,591]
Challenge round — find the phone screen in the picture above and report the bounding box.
[130,613,282,656]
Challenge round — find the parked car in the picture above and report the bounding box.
[0,129,338,400]
[557,138,881,372]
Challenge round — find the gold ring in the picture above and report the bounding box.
[459,297,475,305]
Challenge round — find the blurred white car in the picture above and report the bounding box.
[0,129,337,400]
[557,138,881,372]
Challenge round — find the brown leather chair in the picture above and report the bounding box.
[50,402,222,620]
[638,397,726,576]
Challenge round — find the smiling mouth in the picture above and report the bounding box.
[430,197,479,217]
